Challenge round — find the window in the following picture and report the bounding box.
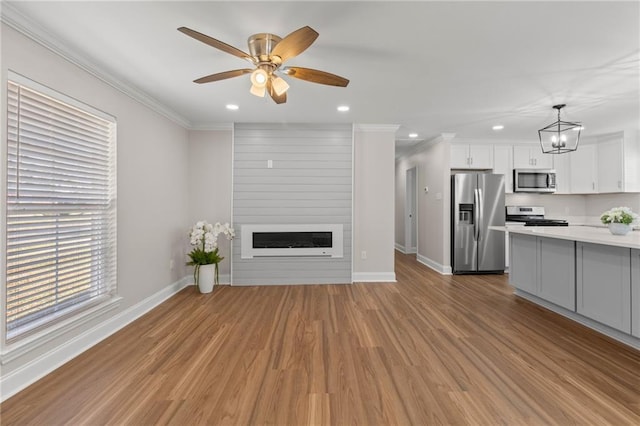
[5,74,117,342]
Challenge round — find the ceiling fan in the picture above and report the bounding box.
[178,25,349,104]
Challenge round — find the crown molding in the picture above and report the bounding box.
[354,124,400,132]
[189,123,234,131]
[1,3,192,129]
[397,132,457,159]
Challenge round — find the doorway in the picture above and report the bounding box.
[405,167,417,254]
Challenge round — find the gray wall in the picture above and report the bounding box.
[395,135,454,274]
[188,129,233,282]
[1,23,190,379]
[232,123,353,285]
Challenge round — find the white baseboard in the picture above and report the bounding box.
[395,246,417,255]
[352,272,397,282]
[0,275,191,403]
[188,273,231,285]
[417,254,452,275]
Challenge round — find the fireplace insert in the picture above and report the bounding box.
[253,232,332,249]
[241,224,343,258]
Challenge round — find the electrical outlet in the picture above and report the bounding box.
[169,259,175,270]
[361,251,367,260]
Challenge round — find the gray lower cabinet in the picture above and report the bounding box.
[538,237,576,310]
[509,234,537,294]
[576,242,631,333]
[510,234,575,310]
[632,249,640,338]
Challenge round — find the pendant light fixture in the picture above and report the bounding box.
[538,104,581,154]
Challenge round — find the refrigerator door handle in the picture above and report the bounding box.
[478,189,488,241]
[473,189,480,241]
[477,188,483,241]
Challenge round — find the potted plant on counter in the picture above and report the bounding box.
[600,207,639,235]
[187,221,235,293]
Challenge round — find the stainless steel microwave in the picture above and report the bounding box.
[513,169,556,193]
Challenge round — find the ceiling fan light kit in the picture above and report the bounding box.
[538,104,581,154]
[249,83,266,98]
[250,68,269,97]
[271,76,290,96]
[178,25,349,104]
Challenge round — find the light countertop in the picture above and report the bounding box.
[490,225,640,250]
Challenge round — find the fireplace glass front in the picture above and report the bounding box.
[253,232,332,249]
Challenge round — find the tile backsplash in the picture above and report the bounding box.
[505,193,640,225]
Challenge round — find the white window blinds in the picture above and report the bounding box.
[6,76,117,341]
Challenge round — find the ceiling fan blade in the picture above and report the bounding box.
[283,67,349,87]
[194,69,253,84]
[267,79,287,104]
[270,26,319,63]
[178,27,253,62]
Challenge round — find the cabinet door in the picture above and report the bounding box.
[509,234,538,294]
[451,145,470,169]
[469,144,493,169]
[505,232,509,269]
[538,237,575,310]
[576,242,631,333]
[632,249,640,338]
[493,145,513,193]
[530,149,554,169]
[569,145,597,193]
[553,153,571,194]
[597,136,624,193]
[512,146,533,169]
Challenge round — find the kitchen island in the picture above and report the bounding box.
[491,225,640,349]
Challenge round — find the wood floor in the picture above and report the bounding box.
[2,252,639,425]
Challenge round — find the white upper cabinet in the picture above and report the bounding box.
[597,134,624,193]
[513,145,553,169]
[493,145,513,193]
[450,144,493,169]
[553,153,571,194]
[449,130,638,194]
[569,144,598,193]
[564,131,636,194]
[531,149,554,169]
[450,144,471,169]
[469,145,493,169]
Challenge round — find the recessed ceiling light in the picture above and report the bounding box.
[492,125,504,131]
[337,105,350,112]
[408,133,418,138]
[226,104,239,110]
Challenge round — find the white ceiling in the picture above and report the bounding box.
[3,1,639,154]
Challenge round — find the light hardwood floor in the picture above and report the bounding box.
[2,252,639,425]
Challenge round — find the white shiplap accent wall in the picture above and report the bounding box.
[232,123,353,285]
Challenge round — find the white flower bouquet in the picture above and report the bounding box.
[187,221,235,284]
[600,207,639,225]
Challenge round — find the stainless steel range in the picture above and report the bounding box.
[506,206,569,226]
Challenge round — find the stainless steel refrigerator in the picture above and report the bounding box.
[451,173,505,274]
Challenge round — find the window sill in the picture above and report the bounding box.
[1,296,122,364]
